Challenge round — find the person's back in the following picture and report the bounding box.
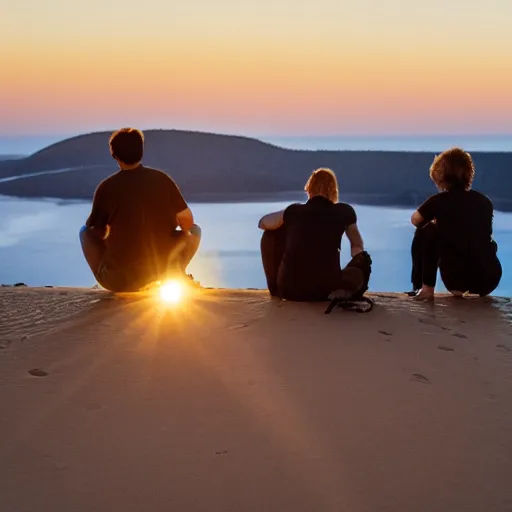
[80,128,201,292]
[279,197,356,299]
[258,168,369,301]
[411,147,501,300]
[93,165,188,283]
[422,189,495,264]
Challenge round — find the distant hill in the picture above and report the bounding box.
[0,129,511,211]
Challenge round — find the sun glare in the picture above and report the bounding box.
[159,280,183,303]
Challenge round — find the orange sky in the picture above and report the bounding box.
[2,0,512,135]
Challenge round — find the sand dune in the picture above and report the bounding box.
[1,287,511,511]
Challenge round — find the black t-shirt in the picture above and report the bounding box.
[279,196,357,293]
[417,189,497,263]
[86,165,188,278]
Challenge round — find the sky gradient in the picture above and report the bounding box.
[2,0,512,136]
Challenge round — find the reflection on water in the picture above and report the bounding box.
[0,195,511,296]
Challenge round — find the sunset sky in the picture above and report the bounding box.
[1,0,512,136]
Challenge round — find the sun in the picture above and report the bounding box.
[158,280,183,303]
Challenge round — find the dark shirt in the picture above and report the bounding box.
[86,165,188,280]
[278,196,357,298]
[417,188,497,265]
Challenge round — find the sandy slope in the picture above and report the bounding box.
[1,287,511,512]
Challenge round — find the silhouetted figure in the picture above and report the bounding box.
[80,128,200,292]
[258,168,371,301]
[410,147,502,301]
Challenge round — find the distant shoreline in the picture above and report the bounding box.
[2,191,511,213]
[1,129,512,212]
[2,132,512,156]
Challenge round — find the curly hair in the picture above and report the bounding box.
[429,147,475,191]
[305,168,339,203]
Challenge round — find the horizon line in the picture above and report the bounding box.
[1,130,512,139]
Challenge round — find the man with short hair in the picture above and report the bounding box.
[80,127,201,292]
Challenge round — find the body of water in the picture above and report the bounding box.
[2,134,512,156]
[0,196,511,296]
[263,134,512,152]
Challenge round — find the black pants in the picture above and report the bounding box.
[260,227,288,297]
[411,222,502,296]
[260,227,370,301]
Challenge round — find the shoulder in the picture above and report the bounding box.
[335,202,355,214]
[469,189,493,206]
[142,166,181,187]
[141,165,172,180]
[334,202,357,221]
[428,192,445,202]
[285,202,302,212]
[95,172,119,195]
[419,192,443,208]
[468,190,494,217]
[283,202,302,220]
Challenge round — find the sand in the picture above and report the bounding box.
[1,286,511,512]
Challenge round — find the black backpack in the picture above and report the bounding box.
[325,251,374,314]
[345,250,372,300]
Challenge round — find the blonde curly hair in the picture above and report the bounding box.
[305,168,339,203]
[429,147,475,192]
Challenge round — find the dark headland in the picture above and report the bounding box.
[0,129,511,210]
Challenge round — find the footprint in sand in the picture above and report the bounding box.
[418,318,450,331]
[28,368,48,377]
[229,323,250,330]
[497,344,511,353]
[452,333,468,339]
[410,373,430,384]
[378,330,392,342]
[438,345,454,352]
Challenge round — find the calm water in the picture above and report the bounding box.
[0,196,511,296]
[2,134,512,155]
[263,134,512,152]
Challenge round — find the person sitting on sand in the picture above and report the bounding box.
[80,127,201,292]
[410,147,502,301]
[258,168,371,301]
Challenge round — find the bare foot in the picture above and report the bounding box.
[413,286,435,302]
[449,290,466,298]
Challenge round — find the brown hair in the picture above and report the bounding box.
[305,168,339,203]
[109,128,144,165]
[429,147,475,191]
